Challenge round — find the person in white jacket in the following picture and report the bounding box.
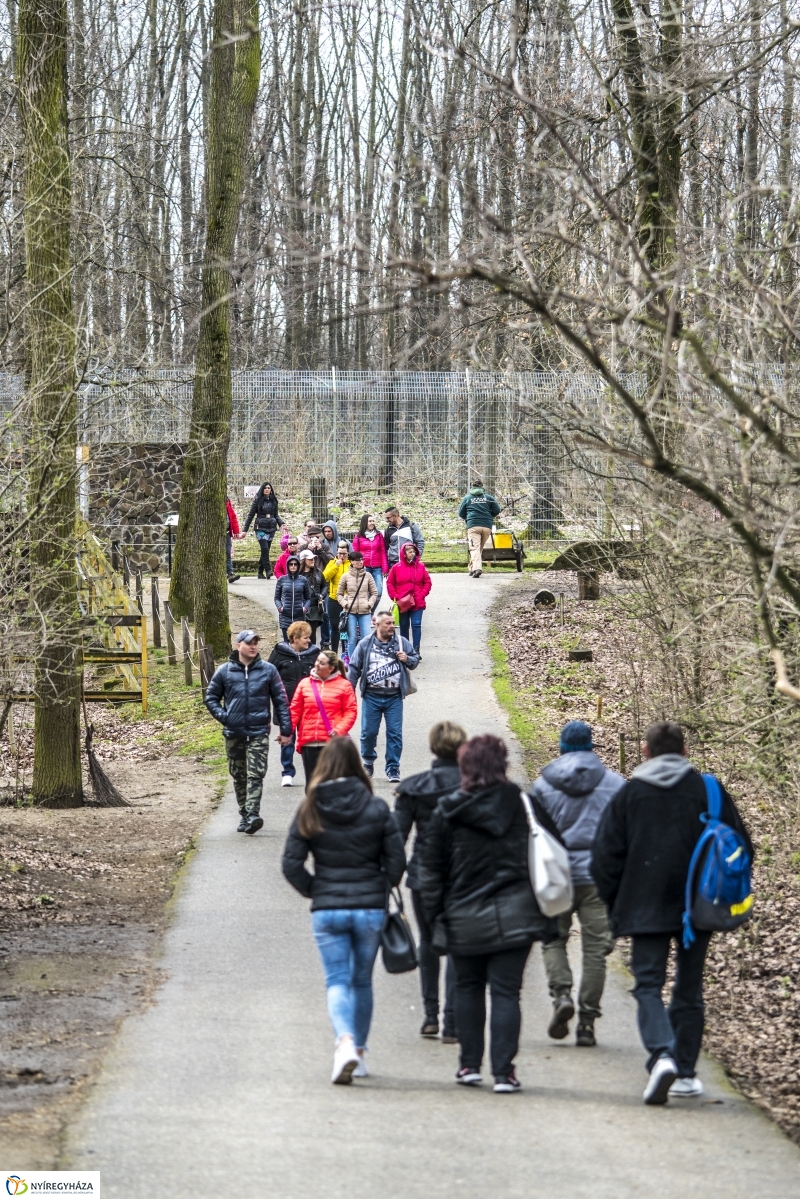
[530,720,624,1047]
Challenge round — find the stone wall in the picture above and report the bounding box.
[88,443,186,569]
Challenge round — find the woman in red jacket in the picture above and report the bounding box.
[386,542,432,656]
[226,498,241,583]
[289,650,358,786]
[352,514,389,599]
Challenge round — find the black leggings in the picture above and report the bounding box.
[451,943,532,1079]
[327,600,343,654]
[301,744,325,789]
[411,889,456,1027]
[257,534,274,577]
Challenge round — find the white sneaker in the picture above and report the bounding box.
[643,1055,678,1105]
[669,1076,704,1098]
[353,1051,369,1078]
[281,775,294,787]
[331,1037,359,1085]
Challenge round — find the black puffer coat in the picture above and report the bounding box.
[394,757,461,889]
[274,568,310,624]
[282,778,406,910]
[243,482,283,535]
[267,640,318,704]
[204,652,291,739]
[419,780,558,955]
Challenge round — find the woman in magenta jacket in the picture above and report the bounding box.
[352,514,389,599]
[386,542,432,654]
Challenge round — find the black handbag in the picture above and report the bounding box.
[381,887,418,974]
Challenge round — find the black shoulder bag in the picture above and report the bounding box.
[380,887,418,974]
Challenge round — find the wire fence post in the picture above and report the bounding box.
[331,366,337,505]
[164,601,177,665]
[466,368,472,489]
[182,617,192,685]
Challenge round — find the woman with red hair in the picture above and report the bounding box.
[419,734,560,1094]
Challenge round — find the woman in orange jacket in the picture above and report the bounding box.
[289,650,358,786]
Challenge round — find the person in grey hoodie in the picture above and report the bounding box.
[531,720,624,1047]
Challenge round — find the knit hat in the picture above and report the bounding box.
[559,720,593,753]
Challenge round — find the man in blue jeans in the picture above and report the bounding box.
[347,610,419,782]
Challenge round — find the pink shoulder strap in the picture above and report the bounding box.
[310,679,334,737]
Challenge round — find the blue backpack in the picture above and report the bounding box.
[682,774,753,949]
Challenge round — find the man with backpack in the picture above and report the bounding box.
[457,480,501,578]
[591,720,753,1105]
[531,720,624,1048]
[205,630,293,833]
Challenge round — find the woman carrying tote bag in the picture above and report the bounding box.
[281,737,406,1084]
[418,734,560,1093]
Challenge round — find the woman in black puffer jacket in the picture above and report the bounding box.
[282,737,406,1085]
[243,481,283,579]
[419,734,559,1094]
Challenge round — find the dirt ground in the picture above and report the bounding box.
[491,577,800,1144]
[0,592,275,1168]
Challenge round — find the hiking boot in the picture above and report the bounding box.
[576,1022,596,1047]
[227,573,241,583]
[493,1070,521,1093]
[245,814,264,835]
[362,762,374,777]
[473,569,482,578]
[441,1022,458,1045]
[421,1017,439,1038]
[643,1055,678,1105]
[237,815,248,832]
[547,995,575,1040]
[669,1076,704,1098]
[455,1066,482,1086]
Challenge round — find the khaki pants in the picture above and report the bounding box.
[541,884,614,1021]
[467,526,491,573]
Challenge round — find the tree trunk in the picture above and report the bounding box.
[170,0,260,656]
[18,0,82,806]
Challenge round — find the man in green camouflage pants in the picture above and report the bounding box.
[205,629,293,834]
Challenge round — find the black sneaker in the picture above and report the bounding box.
[386,769,400,783]
[362,761,374,778]
[455,1066,482,1086]
[245,814,264,834]
[493,1070,521,1093]
[228,573,241,583]
[576,1022,596,1047]
[441,1029,458,1045]
[237,815,248,832]
[548,995,575,1040]
[421,1017,439,1038]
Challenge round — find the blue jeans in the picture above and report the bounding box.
[399,608,423,651]
[347,611,372,649]
[311,908,385,1048]
[360,689,404,774]
[366,567,383,598]
[280,731,296,777]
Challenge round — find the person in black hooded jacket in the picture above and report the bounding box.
[282,737,406,1085]
[243,481,283,579]
[394,720,466,1042]
[419,734,559,1093]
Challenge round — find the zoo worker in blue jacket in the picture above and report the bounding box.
[205,629,292,834]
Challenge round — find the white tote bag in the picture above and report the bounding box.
[520,791,574,917]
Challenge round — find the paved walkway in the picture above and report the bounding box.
[66,574,800,1197]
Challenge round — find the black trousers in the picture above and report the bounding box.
[411,889,456,1028]
[257,534,274,577]
[308,620,322,644]
[327,600,343,654]
[301,743,325,789]
[630,931,711,1076]
[451,943,532,1079]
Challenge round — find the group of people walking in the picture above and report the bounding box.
[206,616,753,1105]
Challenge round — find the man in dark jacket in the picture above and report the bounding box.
[395,720,466,1041]
[268,621,318,788]
[205,630,292,834]
[384,506,425,567]
[347,611,420,782]
[532,720,624,1047]
[457,480,501,578]
[591,720,753,1105]
[419,735,559,1092]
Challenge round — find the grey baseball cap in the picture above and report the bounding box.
[235,629,259,644]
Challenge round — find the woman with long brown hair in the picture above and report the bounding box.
[282,737,406,1084]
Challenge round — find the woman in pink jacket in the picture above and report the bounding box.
[352,514,389,599]
[386,542,432,655]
